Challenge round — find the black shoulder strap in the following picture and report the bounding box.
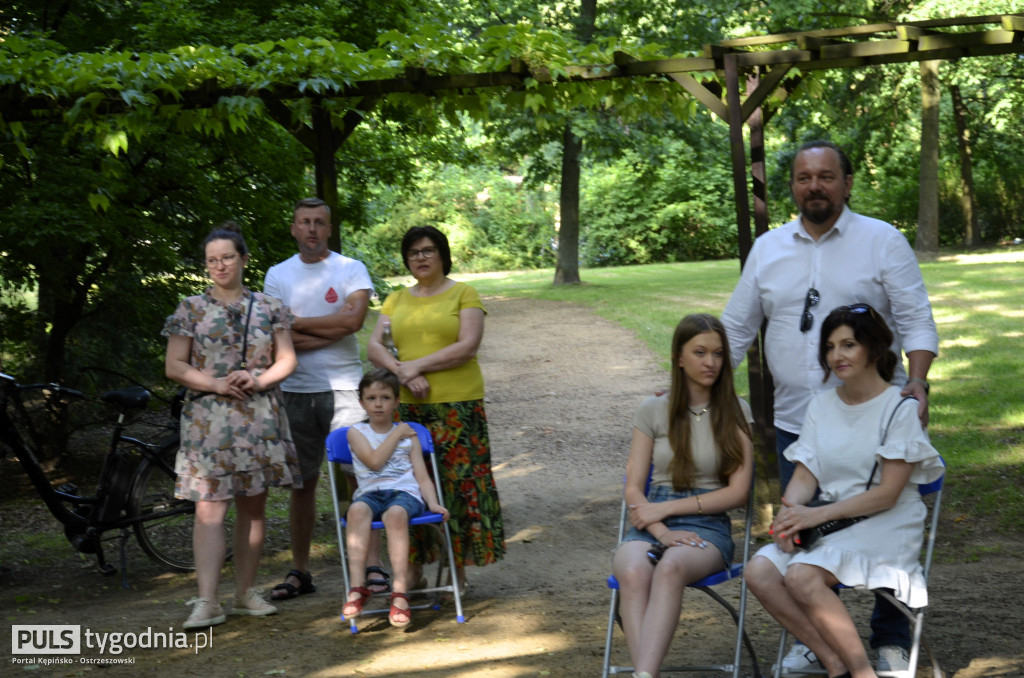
[881,395,918,445]
[239,291,255,370]
[866,395,918,490]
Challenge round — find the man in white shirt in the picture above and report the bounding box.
[722,140,938,673]
[263,197,377,600]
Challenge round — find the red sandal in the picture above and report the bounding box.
[388,592,412,628]
[342,587,372,620]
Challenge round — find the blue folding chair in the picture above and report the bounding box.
[601,469,761,678]
[326,422,465,634]
[771,463,946,678]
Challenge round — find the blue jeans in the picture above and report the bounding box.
[621,485,735,570]
[352,489,424,521]
[776,428,910,650]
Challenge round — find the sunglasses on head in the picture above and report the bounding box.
[833,303,876,318]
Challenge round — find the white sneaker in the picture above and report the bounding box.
[775,643,820,675]
[876,645,910,673]
[231,588,278,617]
[183,597,226,629]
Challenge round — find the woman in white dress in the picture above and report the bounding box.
[745,304,943,678]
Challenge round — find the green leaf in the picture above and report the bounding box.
[87,191,111,212]
[102,130,129,156]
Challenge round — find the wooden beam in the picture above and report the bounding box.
[333,96,379,150]
[919,29,1019,51]
[723,22,899,47]
[796,35,845,50]
[667,72,727,120]
[263,99,317,151]
[896,25,940,41]
[725,54,751,263]
[742,39,1024,73]
[741,64,794,122]
[719,14,1012,48]
[761,75,803,126]
[820,38,912,59]
[613,55,717,76]
[614,50,726,119]
[1003,15,1024,32]
[735,49,814,68]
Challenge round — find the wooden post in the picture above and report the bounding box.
[311,104,341,251]
[745,68,777,474]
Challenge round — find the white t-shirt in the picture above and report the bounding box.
[263,251,373,392]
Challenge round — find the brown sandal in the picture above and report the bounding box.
[342,587,372,620]
[388,592,412,628]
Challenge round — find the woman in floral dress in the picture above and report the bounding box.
[366,226,505,593]
[163,222,301,629]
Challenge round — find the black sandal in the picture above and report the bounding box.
[365,566,392,594]
[270,569,316,600]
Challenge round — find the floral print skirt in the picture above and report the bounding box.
[398,399,505,567]
[175,389,302,501]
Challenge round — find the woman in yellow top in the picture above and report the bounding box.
[368,226,505,588]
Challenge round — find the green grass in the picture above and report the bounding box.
[438,250,1024,534]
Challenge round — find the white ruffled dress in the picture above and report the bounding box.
[756,385,944,607]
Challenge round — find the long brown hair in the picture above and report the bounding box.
[667,314,751,489]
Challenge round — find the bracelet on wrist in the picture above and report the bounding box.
[695,494,704,515]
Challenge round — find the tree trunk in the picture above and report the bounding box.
[554,122,582,285]
[578,0,596,42]
[553,0,595,286]
[950,84,980,247]
[35,259,85,460]
[915,59,941,255]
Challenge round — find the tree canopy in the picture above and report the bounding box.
[1,0,1022,406]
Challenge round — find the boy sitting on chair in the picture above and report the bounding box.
[342,368,449,628]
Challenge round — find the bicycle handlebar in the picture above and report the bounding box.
[0,372,85,400]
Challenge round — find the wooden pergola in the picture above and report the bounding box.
[651,13,1024,468]
[4,13,1022,471]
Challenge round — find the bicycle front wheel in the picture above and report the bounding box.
[129,438,195,572]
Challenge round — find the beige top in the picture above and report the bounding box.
[633,394,753,490]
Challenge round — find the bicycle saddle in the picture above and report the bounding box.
[100,386,151,410]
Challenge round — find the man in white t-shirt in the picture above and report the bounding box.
[263,197,376,601]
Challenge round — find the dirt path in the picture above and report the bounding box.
[3,296,1023,677]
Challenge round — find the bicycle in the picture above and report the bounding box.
[0,371,198,584]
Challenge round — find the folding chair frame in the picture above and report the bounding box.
[601,473,761,678]
[770,471,945,678]
[326,422,465,634]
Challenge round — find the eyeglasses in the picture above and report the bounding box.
[205,253,240,268]
[406,246,439,260]
[800,287,820,332]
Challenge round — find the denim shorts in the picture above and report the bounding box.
[353,489,424,521]
[621,484,735,567]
